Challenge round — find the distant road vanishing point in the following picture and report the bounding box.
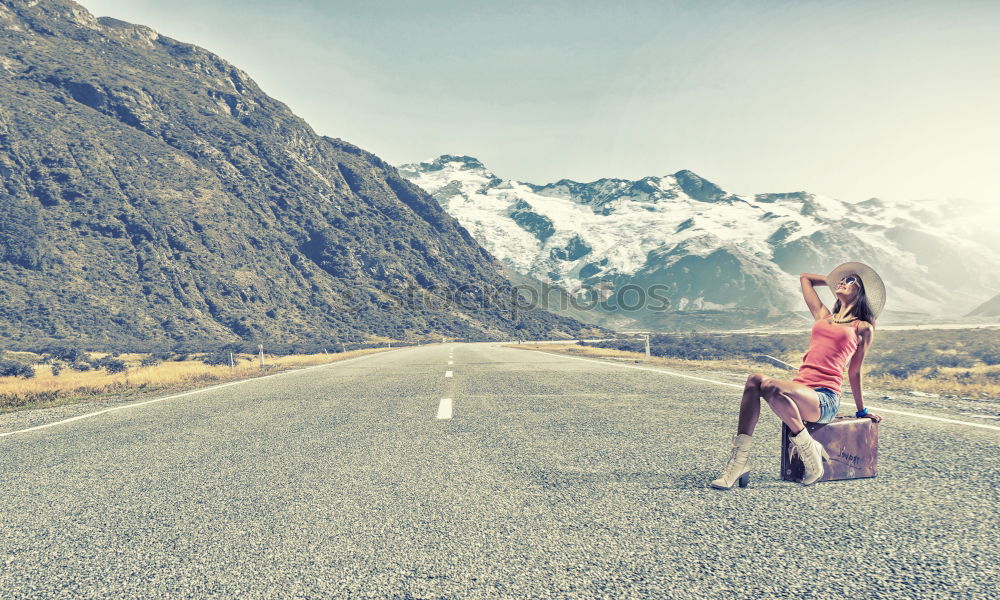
[1,344,995,598]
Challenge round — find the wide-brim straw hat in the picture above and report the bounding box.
[826,262,886,319]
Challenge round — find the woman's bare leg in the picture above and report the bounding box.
[737,373,766,435]
[759,377,823,434]
[735,373,823,435]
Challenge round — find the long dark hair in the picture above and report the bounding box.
[833,278,876,325]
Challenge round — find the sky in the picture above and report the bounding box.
[76,0,1000,209]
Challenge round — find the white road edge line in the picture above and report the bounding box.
[529,349,1000,433]
[436,398,453,420]
[0,350,393,439]
[445,371,453,378]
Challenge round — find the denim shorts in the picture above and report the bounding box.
[813,387,841,424]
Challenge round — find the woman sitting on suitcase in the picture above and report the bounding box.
[711,261,884,489]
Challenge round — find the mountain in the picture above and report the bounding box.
[966,292,1000,317]
[0,0,597,351]
[398,155,1000,329]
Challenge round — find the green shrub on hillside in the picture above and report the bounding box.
[90,357,127,374]
[201,352,233,366]
[41,345,89,363]
[0,360,35,379]
[969,346,1000,365]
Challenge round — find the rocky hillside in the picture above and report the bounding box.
[967,292,1000,317]
[400,155,1000,329]
[0,0,596,351]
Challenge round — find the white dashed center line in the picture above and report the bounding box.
[437,398,453,420]
[445,371,453,378]
[448,360,453,365]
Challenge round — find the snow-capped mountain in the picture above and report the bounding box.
[398,155,1000,329]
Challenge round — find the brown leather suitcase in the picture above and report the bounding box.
[781,417,879,482]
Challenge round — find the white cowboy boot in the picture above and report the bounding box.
[711,434,752,489]
[790,427,830,485]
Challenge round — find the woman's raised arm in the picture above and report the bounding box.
[799,272,831,321]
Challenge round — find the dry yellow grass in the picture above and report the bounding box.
[769,351,1000,398]
[2,350,41,363]
[510,343,1000,398]
[866,366,1000,398]
[0,348,391,413]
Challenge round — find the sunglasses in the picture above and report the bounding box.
[839,275,860,287]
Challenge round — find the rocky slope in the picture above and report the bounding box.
[399,155,1000,329]
[0,0,595,351]
[967,292,1000,317]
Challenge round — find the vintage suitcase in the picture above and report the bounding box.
[781,416,879,482]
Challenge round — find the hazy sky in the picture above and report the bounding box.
[76,0,1000,207]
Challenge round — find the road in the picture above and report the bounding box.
[1,343,996,599]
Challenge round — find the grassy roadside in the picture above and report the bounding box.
[507,343,999,401]
[571,326,1000,401]
[0,348,392,414]
[508,343,779,377]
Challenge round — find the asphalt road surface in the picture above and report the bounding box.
[1,344,996,599]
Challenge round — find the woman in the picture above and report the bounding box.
[711,262,885,489]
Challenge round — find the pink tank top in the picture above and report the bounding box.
[792,318,861,394]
